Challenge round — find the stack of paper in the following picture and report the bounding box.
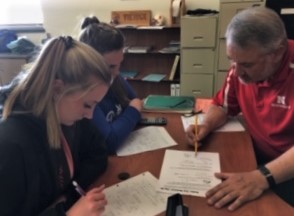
[104,172,169,216]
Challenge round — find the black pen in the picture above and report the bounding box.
[72,180,86,196]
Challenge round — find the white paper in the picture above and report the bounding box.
[181,113,245,132]
[103,172,169,216]
[158,150,221,197]
[117,126,177,156]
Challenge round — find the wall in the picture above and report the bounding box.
[41,0,219,37]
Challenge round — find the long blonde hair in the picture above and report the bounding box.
[2,36,112,148]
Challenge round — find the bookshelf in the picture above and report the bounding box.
[119,26,180,98]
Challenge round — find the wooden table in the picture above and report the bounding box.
[93,113,294,216]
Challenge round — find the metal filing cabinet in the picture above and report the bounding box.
[180,15,217,97]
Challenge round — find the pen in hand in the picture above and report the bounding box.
[72,180,86,196]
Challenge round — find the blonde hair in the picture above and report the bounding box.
[2,36,111,148]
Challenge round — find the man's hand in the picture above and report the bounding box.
[185,123,210,148]
[206,170,269,211]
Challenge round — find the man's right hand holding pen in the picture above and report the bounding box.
[186,120,210,149]
[66,184,107,216]
[185,105,228,148]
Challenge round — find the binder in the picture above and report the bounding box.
[143,95,195,114]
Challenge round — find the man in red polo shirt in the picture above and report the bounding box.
[186,7,294,211]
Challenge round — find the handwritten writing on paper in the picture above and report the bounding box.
[158,150,221,197]
[103,172,169,216]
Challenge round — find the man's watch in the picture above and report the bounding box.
[258,165,276,188]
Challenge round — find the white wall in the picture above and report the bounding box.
[41,0,219,37]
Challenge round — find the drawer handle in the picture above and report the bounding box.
[192,90,202,94]
[193,36,203,40]
[193,64,203,68]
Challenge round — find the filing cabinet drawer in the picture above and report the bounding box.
[215,71,228,94]
[219,2,264,37]
[218,39,231,70]
[180,74,213,97]
[181,16,217,48]
[181,49,215,74]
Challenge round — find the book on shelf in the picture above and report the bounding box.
[143,95,195,114]
[158,40,180,54]
[127,46,153,53]
[169,55,180,80]
[120,71,138,79]
[158,40,180,53]
[158,46,180,53]
[142,73,166,82]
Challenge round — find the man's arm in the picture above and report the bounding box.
[201,104,228,133]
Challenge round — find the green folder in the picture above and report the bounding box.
[143,95,195,113]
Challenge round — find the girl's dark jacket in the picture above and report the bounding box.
[0,83,108,216]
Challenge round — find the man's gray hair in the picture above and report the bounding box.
[225,7,287,53]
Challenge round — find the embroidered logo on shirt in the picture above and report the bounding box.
[271,95,291,109]
[106,104,122,122]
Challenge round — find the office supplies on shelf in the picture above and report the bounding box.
[159,46,180,53]
[142,73,166,82]
[158,150,221,197]
[143,95,195,114]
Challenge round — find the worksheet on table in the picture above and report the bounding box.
[103,172,169,216]
[117,126,177,156]
[158,149,221,197]
[181,114,245,132]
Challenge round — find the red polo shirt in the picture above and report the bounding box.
[213,40,294,161]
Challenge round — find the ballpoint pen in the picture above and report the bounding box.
[72,180,86,196]
[195,115,198,156]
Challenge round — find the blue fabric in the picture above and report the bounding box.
[92,75,141,154]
